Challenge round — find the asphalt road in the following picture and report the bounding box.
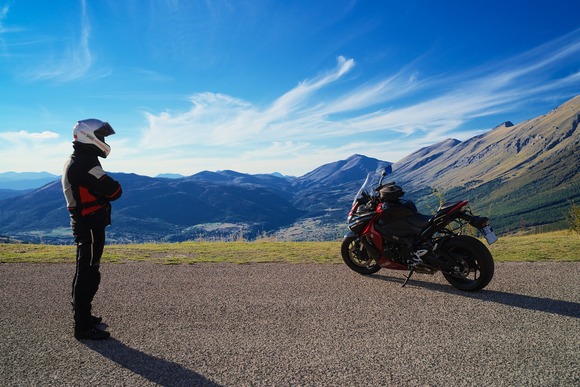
[1,262,578,386]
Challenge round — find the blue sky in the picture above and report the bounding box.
[0,0,579,177]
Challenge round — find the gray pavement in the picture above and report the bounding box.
[1,262,579,386]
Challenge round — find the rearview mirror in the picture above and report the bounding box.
[383,165,392,176]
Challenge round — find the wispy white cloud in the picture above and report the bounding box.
[30,0,107,82]
[110,138,409,177]
[0,1,11,26]
[0,130,59,141]
[0,2,9,18]
[0,130,69,173]
[132,68,174,82]
[267,56,355,115]
[0,1,15,55]
[3,27,577,176]
[139,28,579,161]
[139,56,358,149]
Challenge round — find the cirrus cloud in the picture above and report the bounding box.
[139,28,580,154]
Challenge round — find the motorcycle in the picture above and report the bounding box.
[341,167,497,291]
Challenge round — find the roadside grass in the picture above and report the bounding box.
[0,230,578,264]
[488,230,579,262]
[0,241,340,264]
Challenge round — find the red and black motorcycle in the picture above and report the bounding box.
[341,168,497,291]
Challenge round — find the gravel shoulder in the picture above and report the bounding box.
[1,262,579,386]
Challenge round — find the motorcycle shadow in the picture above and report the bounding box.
[368,273,580,319]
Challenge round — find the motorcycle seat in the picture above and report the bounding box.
[406,214,432,228]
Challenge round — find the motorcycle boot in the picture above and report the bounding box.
[70,301,103,326]
[91,315,103,325]
[74,325,110,340]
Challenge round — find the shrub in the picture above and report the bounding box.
[565,203,580,234]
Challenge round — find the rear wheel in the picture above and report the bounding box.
[341,235,381,275]
[441,235,494,291]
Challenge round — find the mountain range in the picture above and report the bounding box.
[0,95,578,243]
[0,172,60,200]
[391,95,580,232]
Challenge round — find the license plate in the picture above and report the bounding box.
[481,225,497,244]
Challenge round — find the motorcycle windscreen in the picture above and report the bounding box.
[352,173,372,206]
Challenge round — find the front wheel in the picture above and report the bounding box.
[441,235,494,291]
[341,235,381,275]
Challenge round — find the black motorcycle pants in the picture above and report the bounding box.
[72,223,105,329]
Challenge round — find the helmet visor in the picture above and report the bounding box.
[94,122,115,143]
[95,122,115,137]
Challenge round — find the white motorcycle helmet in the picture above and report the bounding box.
[73,119,115,158]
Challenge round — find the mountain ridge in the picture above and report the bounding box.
[0,172,60,191]
[0,95,578,242]
[392,95,579,190]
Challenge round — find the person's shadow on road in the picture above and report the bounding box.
[85,338,221,387]
[369,273,580,319]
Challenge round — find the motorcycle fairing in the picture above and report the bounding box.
[360,214,407,270]
[348,212,376,234]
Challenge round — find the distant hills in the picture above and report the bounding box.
[0,172,59,200]
[0,171,59,189]
[0,156,388,243]
[0,95,578,243]
[0,172,58,202]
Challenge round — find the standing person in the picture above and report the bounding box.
[62,119,122,340]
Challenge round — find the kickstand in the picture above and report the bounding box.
[402,267,415,287]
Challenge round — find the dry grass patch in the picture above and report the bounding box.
[1,230,578,264]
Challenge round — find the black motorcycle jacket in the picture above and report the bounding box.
[62,144,122,225]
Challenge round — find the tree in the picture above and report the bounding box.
[565,203,580,234]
